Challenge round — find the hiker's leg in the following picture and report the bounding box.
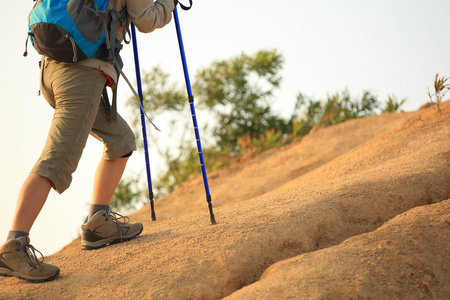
[3,175,59,283]
[4,174,60,283]
[81,100,141,250]
[88,99,136,208]
[9,174,53,233]
[82,155,143,250]
[82,148,142,251]
[91,156,129,205]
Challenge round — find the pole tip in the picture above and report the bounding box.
[208,201,216,225]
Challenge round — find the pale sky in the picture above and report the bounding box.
[1,0,449,255]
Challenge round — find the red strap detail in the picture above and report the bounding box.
[98,67,113,87]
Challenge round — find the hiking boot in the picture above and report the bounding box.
[81,210,143,250]
[0,236,60,283]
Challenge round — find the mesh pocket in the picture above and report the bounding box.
[31,23,87,63]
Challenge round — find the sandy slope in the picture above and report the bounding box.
[0,101,449,299]
[225,200,450,300]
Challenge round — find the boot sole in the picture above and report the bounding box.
[81,226,143,250]
[0,267,60,283]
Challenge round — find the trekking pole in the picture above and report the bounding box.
[131,23,157,221]
[173,2,216,225]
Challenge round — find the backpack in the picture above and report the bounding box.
[24,0,131,121]
[25,0,129,63]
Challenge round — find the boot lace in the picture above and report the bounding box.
[108,211,130,241]
[22,243,45,269]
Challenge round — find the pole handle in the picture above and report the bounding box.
[174,0,192,10]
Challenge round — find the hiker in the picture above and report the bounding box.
[0,0,175,282]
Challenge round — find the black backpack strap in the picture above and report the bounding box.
[108,10,119,61]
[116,7,131,45]
[108,7,129,60]
[97,7,129,121]
[101,84,118,122]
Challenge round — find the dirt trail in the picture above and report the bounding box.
[0,101,449,299]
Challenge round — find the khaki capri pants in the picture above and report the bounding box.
[31,58,136,194]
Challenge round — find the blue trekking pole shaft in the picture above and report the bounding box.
[131,23,157,221]
[173,6,216,225]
